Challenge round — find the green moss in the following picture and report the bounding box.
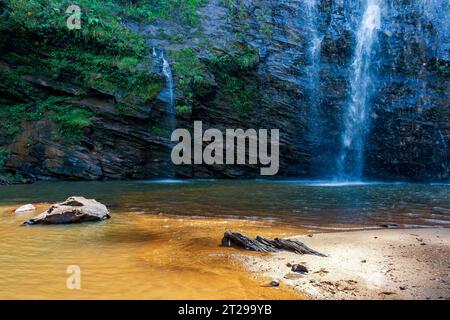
[210,43,259,117]
[218,74,257,117]
[0,149,24,184]
[0,103,27,136]
[0,172,26,184]
[145,81,165,101]
[0,94,92,142]
[260,23,273,38]
[0,69,41,102]
[169,48,213,108]
[1,0,147,56]
[0,0,165,143]
[176,105,192,116]
[0,149,11,169]
[150,125,170,138]
[116,0,206,26]
[52,107,93,142]
[1,0,162,105]
[210,43,259,73]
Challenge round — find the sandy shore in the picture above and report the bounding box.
[237,228,450,300]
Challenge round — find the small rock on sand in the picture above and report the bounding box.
[262,280,279,287]
[291,264,308,274]
[238,228,450,300]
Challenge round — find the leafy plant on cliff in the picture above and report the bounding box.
[211,44,259,73]
[0,0,146,55]
[218,74,257,117]
[169,48,213,110]
[0,94,93,142]
[0,149,11,169]
[150,125,170,138]
[117,0,205,26]
[0,148,24,185]
[176,105,192,116]
[210,43,259,117]
[0,101,27,136]
[0,0,163,143]
[0,147,26,184]
[52,107,93,142]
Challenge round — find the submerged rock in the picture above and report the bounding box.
[14,204,36,214]
[380,223,400,229]
[23,196,110,225]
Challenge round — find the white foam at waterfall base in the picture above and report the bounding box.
[336,1,382,181]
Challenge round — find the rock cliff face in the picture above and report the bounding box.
[0,0,448,182]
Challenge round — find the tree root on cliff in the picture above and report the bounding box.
[221,230,327,257]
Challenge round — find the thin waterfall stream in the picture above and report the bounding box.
[160,52,176,133]
[304,0,324,172]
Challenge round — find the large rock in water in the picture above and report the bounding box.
[24,196,110,225]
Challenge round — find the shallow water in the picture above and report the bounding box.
[0,180,449,299]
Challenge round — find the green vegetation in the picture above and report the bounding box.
[168,44,260,117]
[169,48,213,110]
[0,0,163,143]
[210,43,259,116]
[176,105,192,116]
[0,149,11,169]
[260,23,273,38]
[52,107,93,142]
[117,0,205,26]
[0,100,27,136]
[431,59,450,78]
[0,94,93,141]
[221,0,249,20]
[217,74,257,117]
[150,125,170,138]
[1,0,147,56]
[211,44,259,73]
[0,148,24,185]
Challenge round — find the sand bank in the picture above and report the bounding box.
[236,228,450,299]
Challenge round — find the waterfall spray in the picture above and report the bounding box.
[160,53,176,132]
[336,0,381,181]
[304,0,323,145]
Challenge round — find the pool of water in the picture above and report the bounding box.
[2,179,448,228]
[0,180,448,299]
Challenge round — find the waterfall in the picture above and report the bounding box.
[336,0,382,181]
[305,0,322,79]
[304,0,323,145]
[159,53,176,132]
[156,51,177,177]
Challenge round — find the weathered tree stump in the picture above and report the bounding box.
[221,230,327,257]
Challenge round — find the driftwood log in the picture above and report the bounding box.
[221,230,327,257]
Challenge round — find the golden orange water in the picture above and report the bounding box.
[2,180,448,299]
[0,204,303,299]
